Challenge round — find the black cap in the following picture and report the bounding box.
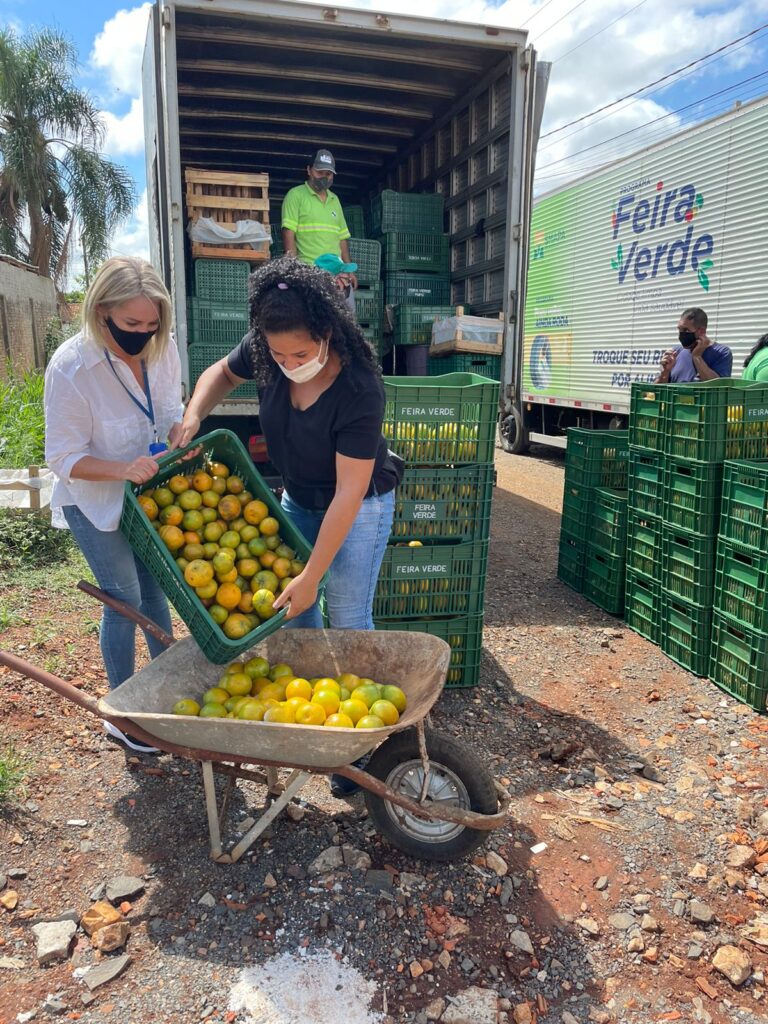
[311,149,336,173]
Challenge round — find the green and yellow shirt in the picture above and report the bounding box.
[281,182,350,263]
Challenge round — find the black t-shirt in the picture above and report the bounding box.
[228,336,401,510]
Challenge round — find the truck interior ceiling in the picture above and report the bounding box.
[174,7,521,314]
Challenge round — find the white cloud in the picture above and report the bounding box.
[109,187,150,261]
[90,3,152,98]
[100,96,145,158]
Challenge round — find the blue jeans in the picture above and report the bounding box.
[63,505,173,689]
[280,489,394,630]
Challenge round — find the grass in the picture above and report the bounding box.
[0,745,29,805]
[0,368,45,468]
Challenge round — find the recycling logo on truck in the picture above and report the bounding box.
[609,180,714,291]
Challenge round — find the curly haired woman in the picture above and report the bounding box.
[176,257,402,635]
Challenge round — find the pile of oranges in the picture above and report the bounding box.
[137,461,305,640]
[171,657,408,729]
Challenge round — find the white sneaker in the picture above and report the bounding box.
[104,720,160,754]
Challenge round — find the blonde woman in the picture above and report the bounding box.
[45,256,184,752]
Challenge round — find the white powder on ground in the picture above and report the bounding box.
[229,949,384,1024]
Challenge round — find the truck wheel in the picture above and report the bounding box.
[363,728,499,861]
[498,406,530,454]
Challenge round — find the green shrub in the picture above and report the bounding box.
[0,745,29,804]
[0,508,73,570]
[0,369,45,468]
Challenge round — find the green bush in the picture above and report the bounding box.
[0,369,45,468]
[0,508,73,570]
[44,315,80,365]
[0,745,29,804]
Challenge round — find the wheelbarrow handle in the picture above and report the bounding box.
[0,648,101,715]
[77,581,174,649]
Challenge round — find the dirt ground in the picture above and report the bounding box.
[0,446,767,1024]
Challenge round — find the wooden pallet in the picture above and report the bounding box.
[429,310,504,355]
[186,168,271,261]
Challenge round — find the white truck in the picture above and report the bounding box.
[501,95,768,452]
[142,0,548,429]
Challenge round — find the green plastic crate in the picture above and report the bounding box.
[193,259,250,303]
[557,532,585,592]
[661,525,716,605]
[188,298,249,346]
[393,305,454,347]
[624,569,661,645]
[382,373,498,465]
[188,344,257,401]
[345,205,365,239]
[714,538,768,634]
[428,352,501,379]
[628,447,665,518]
[626,509,662,581]
[565,428,629,490]
[374,614,483,688]
[355,283,383,325]
[270,225,284,257]
[583,545,625,614]
[665,378,734,461]
[381,232,449,274]
[385,273,450,307]
[629,382,668,452]
[360,324,390,361]
[590,488,628,558]
[371,190,445,235]
[710,611,768,711]
[561,485,590,543]
[391,464,494,542]
[373,539,488,619]
[728,383,768,460]
[660,591,712,676]
[348,238,381,284]
[720,459,768,550]
[663,457,723,535]
[120,430,324,664]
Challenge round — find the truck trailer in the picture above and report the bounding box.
[142,0,548,426]
[502,95,768,452]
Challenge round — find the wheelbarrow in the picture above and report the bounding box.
[0,582,509,864]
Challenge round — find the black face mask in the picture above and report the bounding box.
[309,175,332,192]
[106,316,155,356]
[678,329,698,349]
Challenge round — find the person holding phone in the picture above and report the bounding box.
[656,307,732,383]
[44,257,184,752]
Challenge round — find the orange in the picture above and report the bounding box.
[240,525,259,543]
[192,470,213,492]
[259,551,277,569]
[216,582,243,610]
[272,557,292,580]
[178,489,202,511]
[258,681,287,703]
[224,673,252,697]
[159,504,183,526]
[172,699,200,716]
[183,542,205,561]
[231,517,247,534]
[263,705,292,724]
[195,580,218,601]
[216,567,238,585]
[283,678,311,701]
[337,673,361,690]
[311,689,340,715]
[313,678,340,694]
[285,696,310,715]
[252,588,277,620]
[290,559,306,577]
[212,550,236,574]
[244,659,270,681]
[183,531,201,546]
[153,486,174,508]
[168,474,190,494]
[175,557,189,572]
[219,530,241,550]
[182,509,204,532]
[253,570,279,593]
[138,495,159,520]
[243,500,269,525]
[248,537,268,558]
[199,702,227,718]
[269,663,293,681]
[204,522,224,543]
[211,477,227,496]
[226,475,244,495]
[200,507,218,524]
[295,702,326,726]
[324,713,354,729]
[275,543,296,561]
[350,684,381,709]
[209,603,228,625]
[369,699,399,726]
[239,490,254,506]
[222,613,251,639]
[202,542,219,560]
[279,578,292,593]
[237,591,254,614]
[250,675,274,695]
[158,524,184,551]
[236,558,259,579]
[218,495,242,522]
[259,516,280,537]
[381,685,407,713]
[237,700,266,721]
[356,714,385,729]
[209,461,230,478]
[339,699,369,725]
[264,535,281,551]
[201,489,220,508]
[203,687,230,705]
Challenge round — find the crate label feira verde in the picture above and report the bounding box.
[394,562,449,576]
[744,397,768,423]
[400,405,458,419]
[409,503,438,520]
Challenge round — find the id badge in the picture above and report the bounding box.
[149,441,168,456]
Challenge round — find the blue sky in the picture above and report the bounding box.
[2,0,767,263]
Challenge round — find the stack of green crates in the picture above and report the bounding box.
[558,428,629,614]
[374,373,497,688]
[348,238,386,360]
[711,459,768,711]
[187,259,255,400]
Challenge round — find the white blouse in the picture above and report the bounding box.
[45,329,184,531]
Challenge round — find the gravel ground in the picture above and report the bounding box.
[0,444,767,1024]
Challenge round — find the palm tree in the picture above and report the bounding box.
[0,28,135,285]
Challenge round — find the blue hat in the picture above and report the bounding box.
[315,253,358,275]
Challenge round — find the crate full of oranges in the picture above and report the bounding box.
[120,429,324,663]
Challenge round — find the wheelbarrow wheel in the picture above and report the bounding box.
[363,727,498,861]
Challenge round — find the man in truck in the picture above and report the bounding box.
[656,307,733,383]
[281,149,358,303]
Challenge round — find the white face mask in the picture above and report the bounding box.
[278,338,329,383]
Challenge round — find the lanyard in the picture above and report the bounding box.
[104,349,158,441]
